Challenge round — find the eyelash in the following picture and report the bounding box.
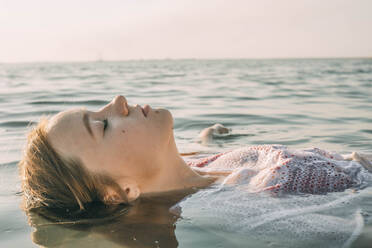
[102,106,128,132]
[103,119,108,131]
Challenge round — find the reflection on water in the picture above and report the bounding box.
[27,190,196,248]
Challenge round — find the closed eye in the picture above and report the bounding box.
[103,119,108,132]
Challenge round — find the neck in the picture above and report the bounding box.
[139,133,215,195]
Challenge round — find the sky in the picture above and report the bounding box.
[1,0,371,62]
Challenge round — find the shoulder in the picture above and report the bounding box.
[186,144,288,169]
[221,144,288,158]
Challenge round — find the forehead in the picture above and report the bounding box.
[46,108,90,155]
[47,109,84,132]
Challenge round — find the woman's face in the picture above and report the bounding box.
[46,95,174,183]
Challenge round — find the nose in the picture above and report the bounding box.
[112,95,129,116]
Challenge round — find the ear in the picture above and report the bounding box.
[120,180,141,203]
[102,179,140,205]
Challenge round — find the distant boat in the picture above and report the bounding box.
[95,53,104,63]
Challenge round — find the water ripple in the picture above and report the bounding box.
[0,121,36,128]
[28,100,108,106]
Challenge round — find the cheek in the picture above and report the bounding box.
[112,126,148,154]
[107,119,168,162]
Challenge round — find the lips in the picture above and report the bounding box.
[141,104,151,117]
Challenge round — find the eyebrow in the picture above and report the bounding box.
[83,112,94,138]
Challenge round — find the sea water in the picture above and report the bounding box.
[0,59,371,247]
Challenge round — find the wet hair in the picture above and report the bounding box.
[18,117,129,218]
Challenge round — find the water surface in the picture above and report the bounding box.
[0,59,371,247]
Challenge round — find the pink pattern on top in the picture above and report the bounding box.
[187,152,228,167]
[188,145,366,195]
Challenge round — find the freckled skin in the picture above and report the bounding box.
[46,95,213,201]
[47,95,174,193]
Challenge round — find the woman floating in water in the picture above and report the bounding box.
[19,95,372,215]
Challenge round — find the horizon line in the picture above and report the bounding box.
[1,56,372,64]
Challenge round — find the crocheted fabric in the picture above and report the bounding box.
[188,145,367,195]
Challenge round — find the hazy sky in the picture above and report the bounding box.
[1,0,371,62]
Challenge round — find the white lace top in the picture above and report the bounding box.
[187,145,368,195]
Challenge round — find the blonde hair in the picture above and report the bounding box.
[19,117,128,217]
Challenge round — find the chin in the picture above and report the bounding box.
[157,108,174,142]
[163,108,174,129]
[156,108,172,121]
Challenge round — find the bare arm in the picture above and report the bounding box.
[198,123,230,143]
[343,152,372,173]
